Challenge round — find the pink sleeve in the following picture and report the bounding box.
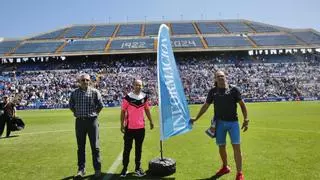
[121,99,129,110]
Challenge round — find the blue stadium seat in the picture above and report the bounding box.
[205,36,252,47]
[30,29,67,40]
[292,31,320,44]
[88,25,116,38]
[196,22,225,34]
[250,35,302,46]
[171,23,196,34]
[222,22,254,33]
[145,24,162,36]
[117,24,141,36]
[14,41,64,54]
[0,41,21,56]
[62,39,108,52]
[247,22,280,33]
[63,26,93,38]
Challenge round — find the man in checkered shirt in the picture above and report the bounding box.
[69,73,104,178]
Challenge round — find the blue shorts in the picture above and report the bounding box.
[215,120,240,145]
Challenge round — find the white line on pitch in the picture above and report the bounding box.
[103,151,123,180]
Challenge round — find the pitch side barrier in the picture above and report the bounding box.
[244,96,320,103]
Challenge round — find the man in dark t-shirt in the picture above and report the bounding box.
[206,85,242,121]
[191,70,249,180]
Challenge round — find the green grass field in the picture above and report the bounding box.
[1,101,320,180]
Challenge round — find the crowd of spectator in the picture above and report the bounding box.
[0,52,319,109]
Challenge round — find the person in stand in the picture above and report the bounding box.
[191,70,249,180]
[69,74,104,178]
[119,79,154,178]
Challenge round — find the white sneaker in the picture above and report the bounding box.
[134,168,146,177]
[120,168,127,177]
[75,169,86,178]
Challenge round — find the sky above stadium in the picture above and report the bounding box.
[0,0,319,39]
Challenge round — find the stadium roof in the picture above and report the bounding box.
[1,19,320,58]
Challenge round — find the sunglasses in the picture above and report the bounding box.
[81,79,90,82]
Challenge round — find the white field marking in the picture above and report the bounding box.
[102,151,123,180]
[17,125,320,136]
[18,126,124,180]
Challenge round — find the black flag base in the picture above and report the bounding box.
[148,157,176,177]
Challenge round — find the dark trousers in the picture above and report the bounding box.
[0,115,11,137]
[75,117,101,171]
[122,128,145,170]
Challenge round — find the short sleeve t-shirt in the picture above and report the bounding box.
[206,85,242,121]
[121,92,150,129]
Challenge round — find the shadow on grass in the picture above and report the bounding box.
[61,172,117,180]
[0,135,19,139]
[197,174,222,180]
[61,170,176,180]
[115,170,175,180]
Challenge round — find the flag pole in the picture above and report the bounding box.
[160,140,164,160]
[147,24,178,176]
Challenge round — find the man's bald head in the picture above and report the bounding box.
[133,79,143,94]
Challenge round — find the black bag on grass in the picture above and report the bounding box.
[10,117,25,131]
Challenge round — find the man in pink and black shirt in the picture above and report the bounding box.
[120,79,154,177]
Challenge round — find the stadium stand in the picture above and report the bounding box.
[1,20,320,57]
[109,38,154,50]
[291,31,320,44]
[145,24,162,36]
[87,25,116,38]
[171,37,203,48]
[117,24,142,36]
[221,22,254,33]
[0,41,21,56]
[14,41,64,54]
[62,39,108,52]
[171,23,197,35]
[1,51,319,109]
[196,22,226,34]
[62,25,93,38]
[245,22,280,33]
[205,36,252,47]
[1,19,320,109]
[249,34,302,46]
[30,28,67,40]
